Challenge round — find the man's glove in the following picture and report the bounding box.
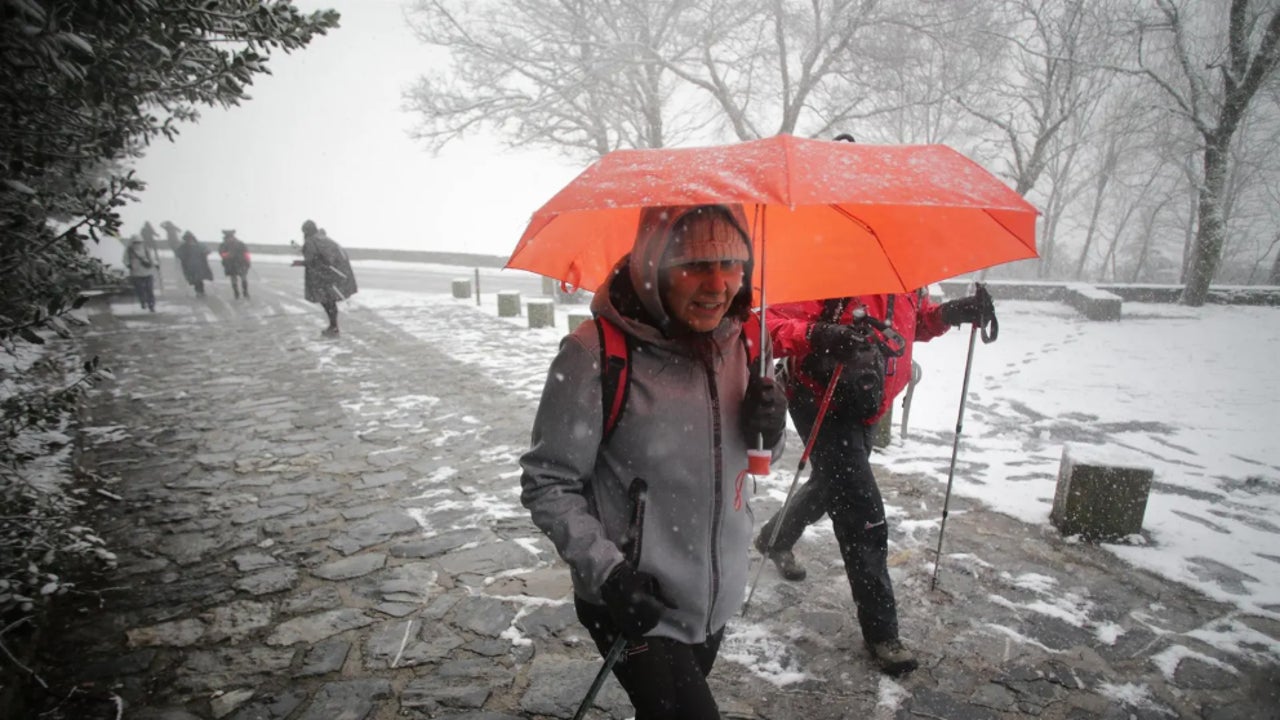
[599,564,673,638]
[939,286,995,326]
[807,321,867,364]
[741,374,787,448]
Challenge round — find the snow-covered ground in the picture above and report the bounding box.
[345,288,1280,626]
[94,277,1280,691]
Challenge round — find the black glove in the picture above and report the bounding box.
[741,374,787,448]
[807,321,867,364]
[599,564,673,639]
[939,286,995,326]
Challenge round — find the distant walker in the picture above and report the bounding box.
[296,219,358,337]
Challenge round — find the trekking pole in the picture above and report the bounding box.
[573,479,648,720]
[742,365,843,616]
[930,291,997,591]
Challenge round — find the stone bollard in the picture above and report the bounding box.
[567,312,592,332]
[497,291,522,317]
[1050,443,1154,541]
[528,299,555,329]
[541,275,556,296]
[451,278,472,299]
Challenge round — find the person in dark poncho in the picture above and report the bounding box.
[175,231,214,297]
[298,219,358,337]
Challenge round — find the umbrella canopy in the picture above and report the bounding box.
[508,134,1038,303]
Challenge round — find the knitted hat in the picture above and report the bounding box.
[659,211,751,268]
[301,219,317,235]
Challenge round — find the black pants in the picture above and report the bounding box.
[575,596,723,720]
[229,273,248,298]
[130,276,155,310]
[321,299,339,328]
[756,390,899,644]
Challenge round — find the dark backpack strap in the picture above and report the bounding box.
[599,312,761,440]
[596,317,630,441]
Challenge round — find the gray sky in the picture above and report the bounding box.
[116,0,581,257]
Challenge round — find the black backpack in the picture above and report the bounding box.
[793,298,904,422]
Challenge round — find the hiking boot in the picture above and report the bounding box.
[754,534,806,581]
[321,326,340,338]
[867,638,918,676]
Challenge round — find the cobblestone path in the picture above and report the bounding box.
[43,277,1280,720]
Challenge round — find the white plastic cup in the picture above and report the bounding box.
[747,449,771,476]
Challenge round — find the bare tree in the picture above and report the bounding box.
[403,0,986,158]
[1269,230,1280,283]
[660,0,969,140]
[403,0,704,159]
[1127,0,1280,304]
[956,0,1119,197]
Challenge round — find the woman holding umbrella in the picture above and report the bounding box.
[520,204,787,719]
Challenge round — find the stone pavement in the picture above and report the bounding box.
[46,277,1280,720]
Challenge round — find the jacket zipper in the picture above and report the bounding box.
[704,353,723,637]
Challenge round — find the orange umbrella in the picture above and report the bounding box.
[508,134,1038,303]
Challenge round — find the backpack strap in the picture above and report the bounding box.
[596,316,630,441]
[598,312,763,441]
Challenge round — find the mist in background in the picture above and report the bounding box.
[110,0,581,262]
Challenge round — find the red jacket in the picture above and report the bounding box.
[767,292,951,425]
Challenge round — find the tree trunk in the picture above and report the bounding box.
[1074,169,1111,280]
[1130,195,1172,283]
[1269,240,1280,285]
[1182,142,1229,305]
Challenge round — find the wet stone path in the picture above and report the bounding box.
[47,282,1280,720]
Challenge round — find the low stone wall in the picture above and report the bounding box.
[1064,282,1122,321]
[937,278,1280,306]
[246,243,508,268]
[240,244,1280,307]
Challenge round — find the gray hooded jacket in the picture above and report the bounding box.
[519,205,783,644]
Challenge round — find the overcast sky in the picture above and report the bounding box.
[115,0,582,258]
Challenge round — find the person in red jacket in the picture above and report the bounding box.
[756,287,993,675]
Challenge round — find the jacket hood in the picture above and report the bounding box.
[593,205,753,340]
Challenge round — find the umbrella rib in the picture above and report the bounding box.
[982,209,1038,254]
[828,204,909,291]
